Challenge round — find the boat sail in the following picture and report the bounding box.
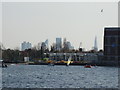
[67,56,71,66]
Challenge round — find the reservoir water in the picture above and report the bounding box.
[2,65,119,88]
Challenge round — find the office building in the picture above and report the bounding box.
[56,38,62,51]
[104,27,120,61]
[41,42,47,51]
[21,41,32,51]
[93,36,98,51]
[45,39,49,49]
[66,41,74,50]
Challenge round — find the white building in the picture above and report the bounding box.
[24,57,29,62]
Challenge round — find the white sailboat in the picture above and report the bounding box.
[67,56,71,66]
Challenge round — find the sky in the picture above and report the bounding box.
[1,1,118,50]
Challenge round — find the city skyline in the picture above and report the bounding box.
[2,2,118,50]
[20,37,76,51]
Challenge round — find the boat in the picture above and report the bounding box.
[0,60,7,68]
[10,64,16,65]
[92,64,97,67]
[48,61,55,66]
[66,56,71,66]
[48,63,55,66]
[84,65,92,68]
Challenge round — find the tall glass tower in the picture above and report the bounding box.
[56,38,62,51]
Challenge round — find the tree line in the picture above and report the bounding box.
[0,44,103,63]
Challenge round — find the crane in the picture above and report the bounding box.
[79,42,83,52]
[79,42,82,49]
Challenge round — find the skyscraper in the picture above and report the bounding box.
[45,39,49,49]
[37,42,41,50]
[56,38,62,51]
[21,41,32,51]
[93,36,98,51]
[66,41,74,50]
[41,42,46,51]
[63,38,67,50]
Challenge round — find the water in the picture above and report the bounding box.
[2,65,119,88]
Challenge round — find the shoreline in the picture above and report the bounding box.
[5,62,119,67]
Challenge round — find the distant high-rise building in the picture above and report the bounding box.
[21,41,26,51]
[37,39,48,51]
[50,43,56,52]
[37,42,41,50]
[21,41,32,51]
[104,27,120,61]
[66,41,74,50]
[63,38,74,51]
[45,39,49,49]
[63,38,67,50]
[93,36,98,51]
[63,38,67,47]
[56,38,62,51]
[27,42,32,49]
[41,42,46,51]
[66,41,71,49]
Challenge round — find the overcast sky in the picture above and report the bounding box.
[2,2,118,50]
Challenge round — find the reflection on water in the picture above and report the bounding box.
[2,65,118,88]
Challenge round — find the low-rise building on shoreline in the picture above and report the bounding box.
[47,52,103,63]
